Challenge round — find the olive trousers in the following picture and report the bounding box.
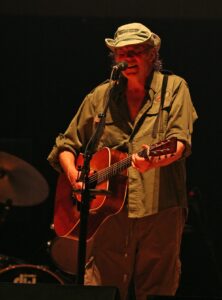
[85,206,186,300]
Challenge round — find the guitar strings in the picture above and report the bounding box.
[89,155,132,184]
[88,139,174,185]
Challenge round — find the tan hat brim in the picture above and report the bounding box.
[105,38,150,51]
[105,33,161,52]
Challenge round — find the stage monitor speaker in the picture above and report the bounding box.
[147,296,222,300]
[0,283,120,300]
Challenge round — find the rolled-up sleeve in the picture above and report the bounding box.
[47,93,96,172]
[166,79,198,157]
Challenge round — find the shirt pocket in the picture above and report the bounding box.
[94,112,130,151]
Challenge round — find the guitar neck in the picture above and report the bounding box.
[88,137,177,185]
[89,154,133,185]
[89,147,149,185]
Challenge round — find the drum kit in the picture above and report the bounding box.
[0,151,87,285]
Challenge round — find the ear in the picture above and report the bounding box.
[149,48,157,62]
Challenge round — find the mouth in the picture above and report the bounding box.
[127,65,137,69]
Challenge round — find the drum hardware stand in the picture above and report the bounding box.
[75,64,125,285]
[0,170,12,224]
[0,199,12,225]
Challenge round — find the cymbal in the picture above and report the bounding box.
[0,152,49,206]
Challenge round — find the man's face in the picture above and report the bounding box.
[114,44,155,82]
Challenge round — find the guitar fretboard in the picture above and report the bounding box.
[88,137,176,185]
[89,154,133,184]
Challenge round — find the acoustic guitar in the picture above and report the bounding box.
[53,137,177,241]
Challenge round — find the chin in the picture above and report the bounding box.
[125,70,138,77]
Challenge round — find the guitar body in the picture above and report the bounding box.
[53,137,177,241]
[53,147,128,241]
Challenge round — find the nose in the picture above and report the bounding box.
[127,51,136,58]
[124,53,137,63]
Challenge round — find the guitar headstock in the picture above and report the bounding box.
[149,137,177,157]
[138,137,177,159]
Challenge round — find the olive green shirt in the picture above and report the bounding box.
[48,71,197,218]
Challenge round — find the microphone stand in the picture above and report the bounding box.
[75,66,122,285]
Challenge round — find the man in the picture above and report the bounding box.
[48,22,197,300]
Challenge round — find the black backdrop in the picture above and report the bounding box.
[1,15,222,295]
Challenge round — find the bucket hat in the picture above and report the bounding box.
[105,22,161,51]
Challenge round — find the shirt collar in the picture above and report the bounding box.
[145,70,162,94]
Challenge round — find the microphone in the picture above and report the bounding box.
[112,61,128,71]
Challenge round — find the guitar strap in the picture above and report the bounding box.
[129,73,169,142]
[152,73,169,138]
